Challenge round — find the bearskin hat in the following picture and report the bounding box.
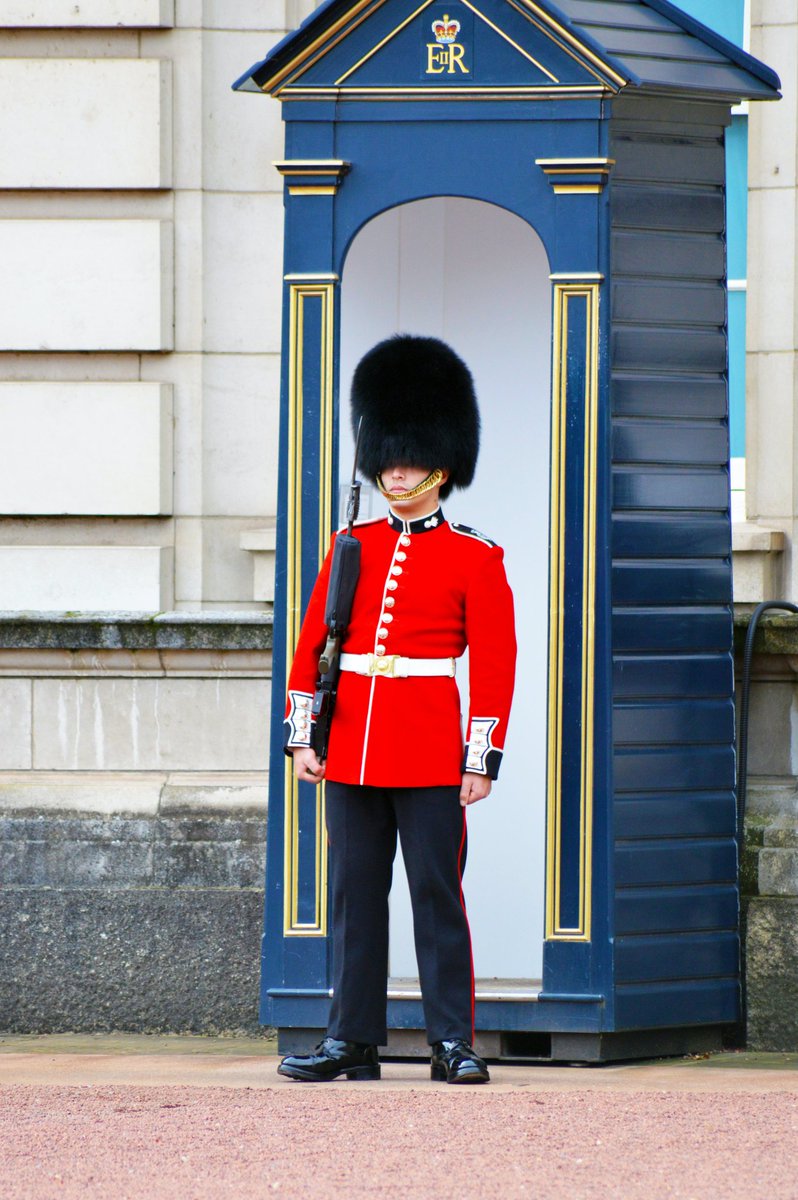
[350,334,479,500]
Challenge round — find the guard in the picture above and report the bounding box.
[277,335,517,1083]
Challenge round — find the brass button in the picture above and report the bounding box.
[391,565,402,576]
[395,551,407,562]
[378,628,389,640]
[387,580,398,591]
[384,596,395,608]
[375,645,386,656]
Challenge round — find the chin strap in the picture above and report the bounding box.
[375,468,444,503]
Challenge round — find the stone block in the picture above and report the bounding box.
[0,811,266,889]
[152,840,264,888]
[203,30,285,194]
[0,60,171,189]
[240,525,277,602]
[731,522,785,603]
[202,354,280,516]
[0,220,174,352]
[203,0,286,29]
[0,383,173,516]
[174,518,204,604]
[746,190,796,354]
[172,193,204,353]
[745,897,798,1051]
[202,194,283,354]
[0,888,264,1034]
[752,1,797,25]
[32,676,270,771]
[0,774,163,816]
[141,352,203,514]
[0,679,32,770]
[764,822,798,848]
[743,678,795,777]
[746,352,797,520]
[759,848,798,896]
[201,518,277,604]
[0,547,171,611]
[747,23,797,188]
[159,776,267,813]
[0,837,154,888]
[0,0,173,24]
[153,26,202,191]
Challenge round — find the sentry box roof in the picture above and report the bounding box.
[233,0,781,103]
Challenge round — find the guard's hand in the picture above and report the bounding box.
[291,746,326,784]
[460,772,491,806]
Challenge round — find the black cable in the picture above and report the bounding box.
[737,601,798,844]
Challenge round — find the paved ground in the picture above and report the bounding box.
[1,1036,797,1199]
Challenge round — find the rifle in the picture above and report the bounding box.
[310,420,363,761]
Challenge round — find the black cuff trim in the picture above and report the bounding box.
[461,747,503,781]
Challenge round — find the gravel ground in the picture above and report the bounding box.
[2,1079,797,1200]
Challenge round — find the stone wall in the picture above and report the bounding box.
[0,1,298,611]
[0,614,272,1034]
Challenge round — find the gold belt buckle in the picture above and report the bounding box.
[367,653,399,677]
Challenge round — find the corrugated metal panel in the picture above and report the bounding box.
[615,884,737,933]
[608,93,737,1032]
[614,792,736,838]
[553,0,779,98]
[613,979,739,1028]
[613,653,732,695]
[612,607,731,652]
[615,931,739,982]
[613,516,730,556]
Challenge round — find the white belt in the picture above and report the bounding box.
[340,652,456,679]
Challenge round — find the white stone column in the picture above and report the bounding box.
[745,0,798,601]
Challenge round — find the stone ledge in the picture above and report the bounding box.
[732,522,786,553]
[734,612,798,656]
[0,611,273,651]
[0,772,268,816]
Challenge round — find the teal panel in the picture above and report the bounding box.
[668,0,745,47]
[728,289,746,459]
[726,116,748,278]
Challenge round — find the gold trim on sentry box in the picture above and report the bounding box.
[459,0,559,82]
[545,281,599,943]
[283,280,336,937]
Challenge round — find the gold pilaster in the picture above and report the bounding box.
[283,279,336,937]
[545,280,599,942]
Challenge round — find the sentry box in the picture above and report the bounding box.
[234,0,780,1062]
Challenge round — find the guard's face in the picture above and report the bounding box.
[380,465,432,498]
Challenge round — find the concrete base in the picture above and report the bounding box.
[276,1025,726,1063]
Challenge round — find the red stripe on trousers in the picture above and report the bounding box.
[457,805,475,1044]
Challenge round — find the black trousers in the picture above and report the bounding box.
[325,781,475,1047]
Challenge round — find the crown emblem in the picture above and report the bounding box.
[432,13,460,43]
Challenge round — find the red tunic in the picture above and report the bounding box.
[284,507,517,788]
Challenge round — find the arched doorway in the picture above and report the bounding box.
[339,196,551,986]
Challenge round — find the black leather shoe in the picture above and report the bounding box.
[430,1039,490,1084]
[277,1036,380,1082]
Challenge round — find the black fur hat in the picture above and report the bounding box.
[350,334,479,500]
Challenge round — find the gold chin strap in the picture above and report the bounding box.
[376,468,444,503]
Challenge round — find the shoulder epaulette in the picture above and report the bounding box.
[336,515,385,533]
[450,522,497,548]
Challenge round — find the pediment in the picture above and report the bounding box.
[261,0,626,99]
